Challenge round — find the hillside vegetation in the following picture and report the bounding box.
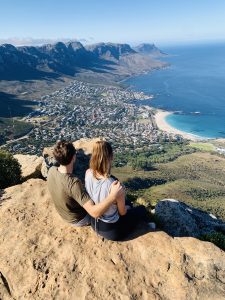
[113,141,195,170]
[0,117,33,144]
[113,150,225,221]
[0,150,21,189]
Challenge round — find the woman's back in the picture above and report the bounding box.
[85,169,119,223]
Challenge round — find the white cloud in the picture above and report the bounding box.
[0,37,95,46]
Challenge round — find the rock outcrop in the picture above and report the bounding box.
[0,179,225,300]
[41,146,57,179]
[73,137,104,155]
[14,154,43,181]
[41,138,102,179]
[155,199,225,237]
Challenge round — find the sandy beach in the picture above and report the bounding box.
[154,110,203,141]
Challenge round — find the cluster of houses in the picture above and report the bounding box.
[5,80,181,154]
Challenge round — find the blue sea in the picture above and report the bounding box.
[126,42,225,138]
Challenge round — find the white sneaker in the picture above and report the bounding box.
[148,222,156,230]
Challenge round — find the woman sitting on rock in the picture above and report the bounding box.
[85,140,153,240]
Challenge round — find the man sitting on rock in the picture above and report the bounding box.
[47,140,124,226]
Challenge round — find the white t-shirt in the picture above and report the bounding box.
[85,169,119,223]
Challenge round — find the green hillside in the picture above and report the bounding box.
[0,118,33,145]
[112,151,225,221]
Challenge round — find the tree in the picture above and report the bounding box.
[0,150,22,189]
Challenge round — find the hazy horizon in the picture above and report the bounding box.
[1,0,225,47]
[1,37,225,49]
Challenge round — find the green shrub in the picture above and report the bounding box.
[0,150,22,189]
[200,232,225,251]
[113,142,195,170]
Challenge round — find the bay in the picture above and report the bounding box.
[126,42,225,138]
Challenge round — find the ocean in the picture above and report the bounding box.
[126,42,225,138]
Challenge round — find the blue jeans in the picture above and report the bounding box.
[72,214,91,227]
[91,205,149,241]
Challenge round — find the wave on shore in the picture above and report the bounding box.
[154,110,205,141]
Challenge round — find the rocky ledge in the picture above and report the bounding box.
[0,178,225,300]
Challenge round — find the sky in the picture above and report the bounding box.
[1,0,225,46]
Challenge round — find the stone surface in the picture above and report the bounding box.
[0,179,225,299]
[41,146,57,178]
[73,137,104,155]
[155,199,225,237]
[14,154,43,180]
[41,138,103,179]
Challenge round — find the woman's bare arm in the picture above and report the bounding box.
[116,190,127,216]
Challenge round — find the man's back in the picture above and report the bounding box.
[47,166,90,223]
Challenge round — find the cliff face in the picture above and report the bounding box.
[0,177,225,300]
[86,42,136,60]
[0,41,167,80]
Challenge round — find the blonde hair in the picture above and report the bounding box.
[90,141,113,178]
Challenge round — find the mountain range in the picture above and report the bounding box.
[0,41,167,80]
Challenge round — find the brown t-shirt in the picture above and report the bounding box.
[47,166,91,223]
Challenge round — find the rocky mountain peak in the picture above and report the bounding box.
[0,43,18,52]
[86,42,136,60]
[66,41,85,51]
[0,40,167,80]
[135,43,165,56]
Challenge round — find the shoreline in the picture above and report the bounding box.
[119,72,217,142]
[119,64,170,85]
[154,110,205,141]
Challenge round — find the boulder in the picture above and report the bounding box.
[14,154,43,180]
[0,179,225,299]
[73,137,104,155]
[155,199,225,237]
[41,138,103,179]
[41,146,57,178]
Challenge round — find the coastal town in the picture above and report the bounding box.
[2,80,182,155]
